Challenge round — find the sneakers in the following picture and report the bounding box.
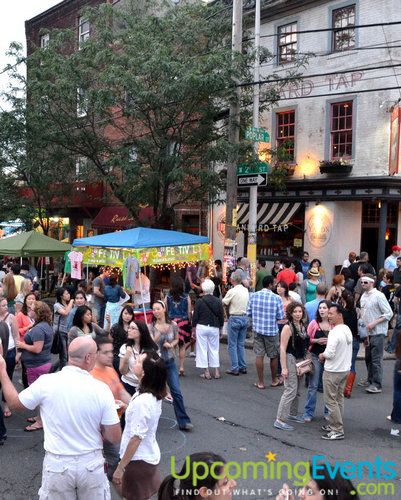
[321,425,331,432]
[239,369,247,374]
[357,379,369,387]
[189,352,196,358]
[274,420,294,431]
[225,370,239,376]
[287,414,305,424]
[179,423,194,431]
[366,385,382,394]
[321,431,344,440]
[303,416,313,423]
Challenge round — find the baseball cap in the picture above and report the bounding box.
[392,245,401,252]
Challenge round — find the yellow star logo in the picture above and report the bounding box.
[265,451,277,462]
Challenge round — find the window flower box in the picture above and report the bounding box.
[319,159,353,174]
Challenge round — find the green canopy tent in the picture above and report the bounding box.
[0,231,71,257]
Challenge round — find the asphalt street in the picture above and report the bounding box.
[0,348,400,500]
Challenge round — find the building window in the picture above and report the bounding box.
[78,16,90,47]
[77,87,88,117]
[40,33,49,49]
[330,101,353,159]
[277,22,297,64]
[276,110,295,161]
[75,156,87,179]
[332,5,355,52]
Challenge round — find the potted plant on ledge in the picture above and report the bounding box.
[319,158,353,174]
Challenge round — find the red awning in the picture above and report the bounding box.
[91,206,153,229]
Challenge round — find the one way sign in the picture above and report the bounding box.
[237,173,267,187]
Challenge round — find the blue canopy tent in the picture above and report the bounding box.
[73,227,210,323]
[73,227,208,248]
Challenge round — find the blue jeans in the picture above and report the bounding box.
[303,354,327,419]
[2,348,16,403]
[387,314,400,353]
[350,338,360,373]
[227,316,248,372]
[165,358,191,428]
[391,360,401,423]
[0,403,6,439]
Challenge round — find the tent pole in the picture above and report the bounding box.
[138,271,147,325]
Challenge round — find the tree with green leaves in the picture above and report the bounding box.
[1,0,304,229]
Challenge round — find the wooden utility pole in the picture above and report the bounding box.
[224,0,243,243]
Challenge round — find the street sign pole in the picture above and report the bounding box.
[247,0,261,289]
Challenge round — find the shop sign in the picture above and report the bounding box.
[306,214,332,248]
[75,243,210,267]
[237,223,289,232]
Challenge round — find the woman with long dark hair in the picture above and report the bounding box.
[158,452,236,500]
[165,277,192,377]
[302,300,331,422]
[341,290,359,398]
[109,305,134,374]
[119,320,158,396]
[149,301,193,431]
[16,301,54,431]
[68,305,106,344]
[274,302,309,431]
[53,287,74,369]
[113,351,167,500]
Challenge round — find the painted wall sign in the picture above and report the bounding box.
[280,71,364,99]
[237,223,289,233]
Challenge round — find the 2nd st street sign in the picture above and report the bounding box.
[237,161,269,176]
[237,173,267,187]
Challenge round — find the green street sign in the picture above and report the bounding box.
[237,161,270,176]
[245,127,270,142]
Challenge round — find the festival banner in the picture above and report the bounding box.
[74,243,210,267]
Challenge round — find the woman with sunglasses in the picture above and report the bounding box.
[119,320,158,396]
[149,300,193,431]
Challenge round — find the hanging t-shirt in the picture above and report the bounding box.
[64,251,72,273]
[123,257,139,290]
[69,251,83,280]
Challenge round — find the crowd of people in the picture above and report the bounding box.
[0,249,400,499]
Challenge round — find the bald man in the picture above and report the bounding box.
[0,336,121,500]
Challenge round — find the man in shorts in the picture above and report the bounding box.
[247,275,285,389]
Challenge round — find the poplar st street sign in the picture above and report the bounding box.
[245,127,270,142]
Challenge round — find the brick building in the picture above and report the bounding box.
[25,0,207,240]
[212,0,401,279]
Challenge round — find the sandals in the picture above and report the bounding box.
[27,417,37,424]
[3,409,12,418]
[271,380,284,387]
[200,373,212,380]
[253,383,266,390]
[179,369,185,377]
[24,423,43,432]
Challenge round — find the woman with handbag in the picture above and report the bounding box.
[53,287,74,369]
[16,301,54,431]
[274,302,309,431]
[302,300,331,422]
[192,279,224,380]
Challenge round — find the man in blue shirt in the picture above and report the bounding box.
[299,251,310,279]
[247,276,285,389]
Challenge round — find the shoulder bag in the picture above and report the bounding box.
[51,315,63,355]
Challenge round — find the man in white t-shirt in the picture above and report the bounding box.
[319,304,352,441]
[0,336,121,500]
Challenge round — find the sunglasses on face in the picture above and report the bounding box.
[361,281,370,284]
